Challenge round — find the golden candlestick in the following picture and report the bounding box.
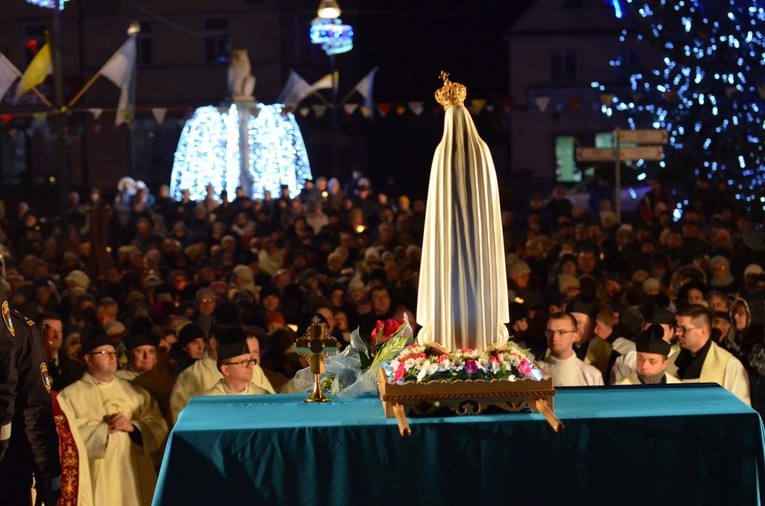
[296,318,338,403]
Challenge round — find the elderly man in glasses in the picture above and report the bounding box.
[57,328,168,506]
[674,304,750,405]
[204,339,270,396]
[540,311,604,387]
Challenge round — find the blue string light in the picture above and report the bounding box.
[593,0,765,211]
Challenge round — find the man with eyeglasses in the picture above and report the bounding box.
[674,304,750,405]
[203,340,270,396]
[540,312,604,387]
[57,328,168,505]
[170,324,274,424]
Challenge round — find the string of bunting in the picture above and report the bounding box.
[4,87,762,127]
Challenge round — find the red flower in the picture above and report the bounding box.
[371,317,405,347]
[394,362,406,382]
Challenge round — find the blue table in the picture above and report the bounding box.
[154,384,765,505]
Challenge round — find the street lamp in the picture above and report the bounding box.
[310,1,353,180]
[26,0,69,246]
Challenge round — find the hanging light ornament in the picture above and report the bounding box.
[310,17,354,55]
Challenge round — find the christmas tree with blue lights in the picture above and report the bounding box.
[597,0,765,214]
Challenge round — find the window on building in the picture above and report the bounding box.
[555,136,581,183]
[204,18,230,64]
[612,49,640,83]
[551,52,576,83]
[136,21,152,66]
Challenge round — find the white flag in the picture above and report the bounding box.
[115,85,131,126]
[0,52,20,102]
[353,66,378,110]
[277,70,312,107]
[100,36,137,88]
[278,70,338,107]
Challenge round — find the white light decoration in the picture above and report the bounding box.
[25,0,68,8]
[170,104,312,201]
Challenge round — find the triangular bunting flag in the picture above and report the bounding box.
[88,108,103,120]
[8,128,18,140]
[299,107,310,117]
[152,107,167,125]
[359,106,373,118]
[32,112,48,122]
[312,104,327,118]
[94,124,102,135]
[343,103,358,116]
[395,105,407,116]
[535,96,550,113]
[663,90,677,102]
[0,114,14,124]
[485,104,495,113]
[377,102,392,117]
[568,95,581,111]
[470,99,487,115]
[408,101,424,116]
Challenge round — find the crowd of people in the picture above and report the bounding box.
[0,170,764,505]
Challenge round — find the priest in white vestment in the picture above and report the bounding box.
[417,72,509,351]
[540,312,603,386]
[203,340,270,396]
[170,326,273,423]
[58,331,168,506]
[674,305,750,405]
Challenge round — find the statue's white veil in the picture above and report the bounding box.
[416,104,510,350]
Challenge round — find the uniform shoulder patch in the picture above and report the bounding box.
[10,308,35,327]
[40,361,52,393]
[2,301,14,337]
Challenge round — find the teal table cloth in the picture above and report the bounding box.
[153,384,765,505]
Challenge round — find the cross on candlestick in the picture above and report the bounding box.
[296,316,338,403]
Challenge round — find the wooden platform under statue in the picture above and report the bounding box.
[377,367,562,434]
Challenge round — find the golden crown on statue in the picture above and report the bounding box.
[435,71,467,109]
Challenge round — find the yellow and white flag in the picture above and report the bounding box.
[99,36,136,88]
[15,43,51,101]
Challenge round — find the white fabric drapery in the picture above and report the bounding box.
[417,104,509,350]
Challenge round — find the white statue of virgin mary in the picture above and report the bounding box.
[416,72,510,351]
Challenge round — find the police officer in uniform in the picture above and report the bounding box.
[0,232,16,460]
[0,232,61,505]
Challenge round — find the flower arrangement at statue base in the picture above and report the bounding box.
[378,341,555,418]
[293,315,414,398]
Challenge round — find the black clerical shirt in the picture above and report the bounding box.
[675,338,713,380]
